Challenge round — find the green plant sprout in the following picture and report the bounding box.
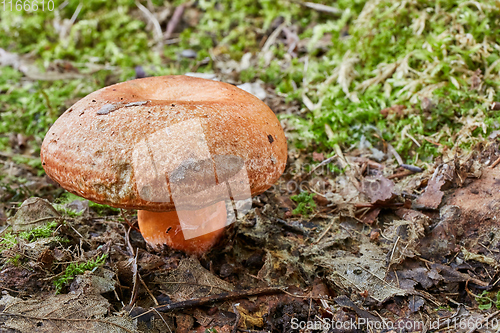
[475,290,500,311]
[291,191,317,216]
[53,253,108,293]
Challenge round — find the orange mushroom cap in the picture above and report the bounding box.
[41,75,287,255]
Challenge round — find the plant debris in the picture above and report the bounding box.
[2,0,500,331]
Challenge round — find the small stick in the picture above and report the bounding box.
[128,251,140,307]
[14,216,63,226]
[139,273,159,306]
[151,307,173,333]
[304,155,336,180]
[387,170,414,179]
[153,287,284,313]
[313,217,339,244]
[121,209,140,233]
[489,156,500,169]
[164,5,185,40]
[231,304,241,333]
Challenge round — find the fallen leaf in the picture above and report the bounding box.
[318,243,407,302]
[361,174,395,203]
[8,197,61,232]
[155,257,234,302]
[0,293,135,332]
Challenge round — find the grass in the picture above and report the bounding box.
[1,0,499,171]
[53,253,108,293]
[0,221,59,252]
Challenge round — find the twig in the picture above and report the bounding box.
[13,216,63,226]
[160,281,233,293]
[124,225,135,257]
[387,169,414,179]
[232,304,241,333]
[313,216,339,244]
[304,155,336,180]
[164,5,185,40]
[128,250,139,307]
[489,156,500,169]
[261,22,285,53]
[69,224,84,239]
[0,312,134,333]
[120,209,140,233]
[151,307,172,333]
[288,0,342,14]
[0,151,40,160]
[135,1,163,42]
[153,287,284,313]
[139,273,159,306]
[386,236,401,272]
[388,143,403,165]
[40,89,55,117]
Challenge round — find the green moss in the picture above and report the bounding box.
[53,253,108,293]
[0,232,18,252]
[2,0,499,170]
[0,221,59,252]
[291,191,317,216]
[19,221,59,241]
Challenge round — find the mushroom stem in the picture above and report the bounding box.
[137,201,228,255]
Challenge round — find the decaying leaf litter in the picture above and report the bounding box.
[1,0,500,332]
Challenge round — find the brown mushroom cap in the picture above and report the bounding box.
[41,75,287,212]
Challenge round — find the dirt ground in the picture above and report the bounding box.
[1,132,500,332]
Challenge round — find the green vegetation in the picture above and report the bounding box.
[19,220,59,241]
[0,221,59,251]
[475,290,500,310]
[0,232,18,252]
[52,204,84,218]
[53,253,108,293]
[1,0,499,171]
[205,329,219,333]
[6,253,23,266]
[56,192,120,216]
[291,191,317,216]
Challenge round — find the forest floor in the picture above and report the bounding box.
[1,0,500,332]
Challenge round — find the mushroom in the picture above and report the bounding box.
[40,75,287,255]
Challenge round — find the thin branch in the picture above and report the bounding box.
[164,5,185,40]
[231,304,241,333]
[151,287,284,313]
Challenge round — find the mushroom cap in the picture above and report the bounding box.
[41,75,287,212]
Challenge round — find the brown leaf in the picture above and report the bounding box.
[8,197,61,232]
[357,207,381,224]
[155,257,234,303]
[37,248,55,270]
[415,176,445,209]
[0,293,134,332]
[361,174,395,203]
